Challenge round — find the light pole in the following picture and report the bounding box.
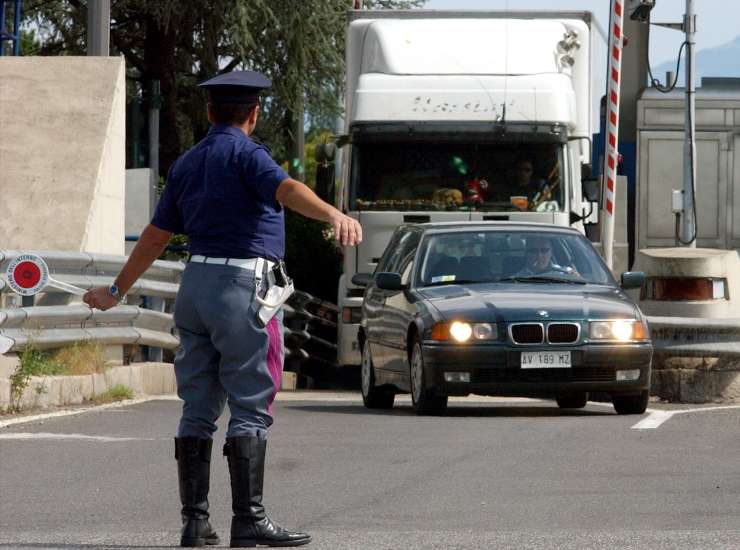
[681,0,697,247]
[86,0,110,56]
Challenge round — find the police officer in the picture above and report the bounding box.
[83,70,362,548]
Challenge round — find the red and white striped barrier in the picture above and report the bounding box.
[601,0,625,270]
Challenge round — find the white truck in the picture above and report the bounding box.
[329,10,600,367]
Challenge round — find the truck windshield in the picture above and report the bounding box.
[350,141,564,213]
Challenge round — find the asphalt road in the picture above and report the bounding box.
[1,393,739,550]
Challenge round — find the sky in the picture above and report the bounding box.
[425,0,740,67]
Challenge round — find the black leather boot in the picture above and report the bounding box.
[175,437,220,547]
[224,436,311,547]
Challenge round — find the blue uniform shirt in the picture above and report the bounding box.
[151,124,289,261]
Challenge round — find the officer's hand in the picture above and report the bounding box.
[331,213,363,247]
[83,287,120,311]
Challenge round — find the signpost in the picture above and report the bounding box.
[5,254,87,296]
[600,0,626,271]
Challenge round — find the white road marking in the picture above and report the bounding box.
[0,432,154,442]
[1,392,737,431]
[630,404,740,430]
[672,404,740,414]
[0,395,179,428]
[631,410,675,430]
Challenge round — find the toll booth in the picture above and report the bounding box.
[636,77,740,251]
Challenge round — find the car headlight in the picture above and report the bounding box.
[589,320,648,342]
[431,322,497,342]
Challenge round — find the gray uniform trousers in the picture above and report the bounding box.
[173,262,284,439]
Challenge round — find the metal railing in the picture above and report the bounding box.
[0,250,182,355]
[648,316,740,358]
[284,291,339,375]
[0,251,337,374]
[0,250,182,302]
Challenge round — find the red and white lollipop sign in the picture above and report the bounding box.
[5,254,86,296]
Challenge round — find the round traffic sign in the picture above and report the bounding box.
[5,254,50,296]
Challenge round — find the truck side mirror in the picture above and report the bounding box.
[314,143,336,205]
[582,177,600,202]
[351,272,373,288]
[621,271,646,290]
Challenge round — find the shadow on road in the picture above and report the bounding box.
[283,403,614,417]
[0,546,175,549]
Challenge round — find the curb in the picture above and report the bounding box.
[0,363,297,413]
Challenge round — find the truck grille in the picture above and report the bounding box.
[547,323,580,344]
[510,323,544,344]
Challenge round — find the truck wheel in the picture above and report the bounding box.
[409,339,447,415]
[556,392,588,409]
[612,391,649,415]
[361,343,394,409]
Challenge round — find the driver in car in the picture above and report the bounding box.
[517,236,577,276]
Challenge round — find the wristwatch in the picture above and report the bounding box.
[108,283,121,300]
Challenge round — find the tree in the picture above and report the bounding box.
[23,0,425,175]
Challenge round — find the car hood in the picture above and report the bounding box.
[416,283,640,323]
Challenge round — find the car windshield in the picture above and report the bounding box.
[417,230,615,286]
[350,141,564,213]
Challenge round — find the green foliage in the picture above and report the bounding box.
[304,129,335,190]
[19,29,41,56]
[9,346,64,412]
[285,212,342,303]
[93,384,134,403]
[22,0,425,174]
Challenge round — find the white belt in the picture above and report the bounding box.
[189,255,274,276]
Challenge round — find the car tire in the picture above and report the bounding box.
[556,392,588,409]
[409,339,448,416]
[361,342,394,409]
[612,390,649,415]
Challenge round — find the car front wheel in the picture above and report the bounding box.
[556,392,588,409]
[409,339,448,415]
[361,343,394,409]
[612,390,649,415]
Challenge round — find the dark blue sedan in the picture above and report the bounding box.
[354,222,652,415]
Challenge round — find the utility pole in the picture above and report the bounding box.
[86,0,110,56]
[681,0,697,247]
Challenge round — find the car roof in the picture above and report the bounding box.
[404,221,583,236]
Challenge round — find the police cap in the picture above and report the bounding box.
[199,70,272,104]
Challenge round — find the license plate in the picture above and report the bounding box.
[520,351,571,369]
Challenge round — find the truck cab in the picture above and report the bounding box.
[335,11,598,366]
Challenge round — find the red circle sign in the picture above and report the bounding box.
[13,261,42,289]
[5,254,50,296]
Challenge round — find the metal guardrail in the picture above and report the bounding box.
[0,305,177,353]
[284,291,339,371]
[0,251,336,372]
[0,250,182,356]
[0,249,183,299]
[648,316,740,358]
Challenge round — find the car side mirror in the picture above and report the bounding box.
[351,272,373,288]
[621,271,646,290]
[375,272,403,291]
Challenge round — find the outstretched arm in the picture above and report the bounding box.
[83,224,172,311]
[275,178,362,247]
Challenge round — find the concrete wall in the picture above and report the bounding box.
[125,168,154,255]
[0,57,126,255]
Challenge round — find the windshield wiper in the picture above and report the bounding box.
[497,275,587,285]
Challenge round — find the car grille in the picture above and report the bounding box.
[475,367,615,384]
[510,323,544,344]
[547,323,580,344]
